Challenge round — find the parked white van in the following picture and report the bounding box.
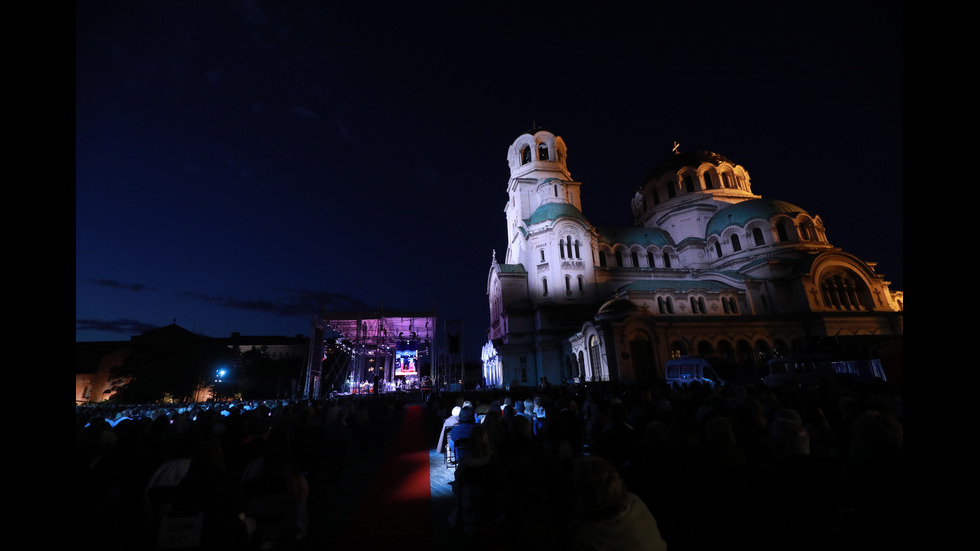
[665,356,724,388]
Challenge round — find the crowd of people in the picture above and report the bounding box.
[75,373,902,550]
[75,394,405,550]
[428,375,903,550]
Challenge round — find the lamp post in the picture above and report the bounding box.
[213,368,227,401]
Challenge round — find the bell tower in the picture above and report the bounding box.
[503,128,582,264]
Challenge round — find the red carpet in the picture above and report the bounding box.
[349,405,432,550]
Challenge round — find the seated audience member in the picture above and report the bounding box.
[450,406,478,464]
[567,455,668,551]
[436,406,462,453]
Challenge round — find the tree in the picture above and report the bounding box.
[108,329,234,403]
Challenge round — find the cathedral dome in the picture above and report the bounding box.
[525,202,588,226]
[705,199,808,237]
[643,150,735,183]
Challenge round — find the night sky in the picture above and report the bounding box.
[76,2,903,361]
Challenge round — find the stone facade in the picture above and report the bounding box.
[483,129,903,389]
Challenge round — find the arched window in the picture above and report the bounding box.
[731,234,742,252]
[578,275,585,292]
[714,241,723,258]
[662,252,671,268]
[589,336,603,381]
[755,340,773,364]
[652,189,661,205]
[820,271,869,311]
[616,251,624,267]
[631,251,639,267]
[684,174,695,192]
[722,172,733,188]
[647,251,655,267]
[777,221,789,242]
[542,278,549,296]
[736,340,755,369]
[658,297,666,313]
[667,181,676,198]
[717,340,735,362]
[697,341,713,358]
[559,240,565,259]
[538,144,549,161]
[669,339,686,358]
[554,184,559,197]
[703,171,714,189]
[574,239,581,259]
[690,296,698,312]
[800,223,814,240]
[753,227,765,246]
[540,249,546,263]
[599,251,607,267]
[698,297,705,313]
[773,339,790,357]
[728,297,738,313]
[565,274,572,294]
[666,297,674,313]
[521,146,531,164]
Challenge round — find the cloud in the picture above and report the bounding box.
[292,105,319,119]
[335,117,357,143]
[86,279,156,292]
[76,318,160,335]
[180,289,376,317]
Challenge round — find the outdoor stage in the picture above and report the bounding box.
[303,309,462,400]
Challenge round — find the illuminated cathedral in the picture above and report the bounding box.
[482,128,903,388]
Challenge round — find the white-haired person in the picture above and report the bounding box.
[436,405,462,454]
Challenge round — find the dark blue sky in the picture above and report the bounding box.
[76,2,903,360]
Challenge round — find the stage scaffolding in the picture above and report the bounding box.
[303,308,437,399]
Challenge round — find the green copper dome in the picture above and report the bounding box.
[706,199,808,237]
[525,203,588,226]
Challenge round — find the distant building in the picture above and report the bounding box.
[483,128,903,389]
[75,323,309,403]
